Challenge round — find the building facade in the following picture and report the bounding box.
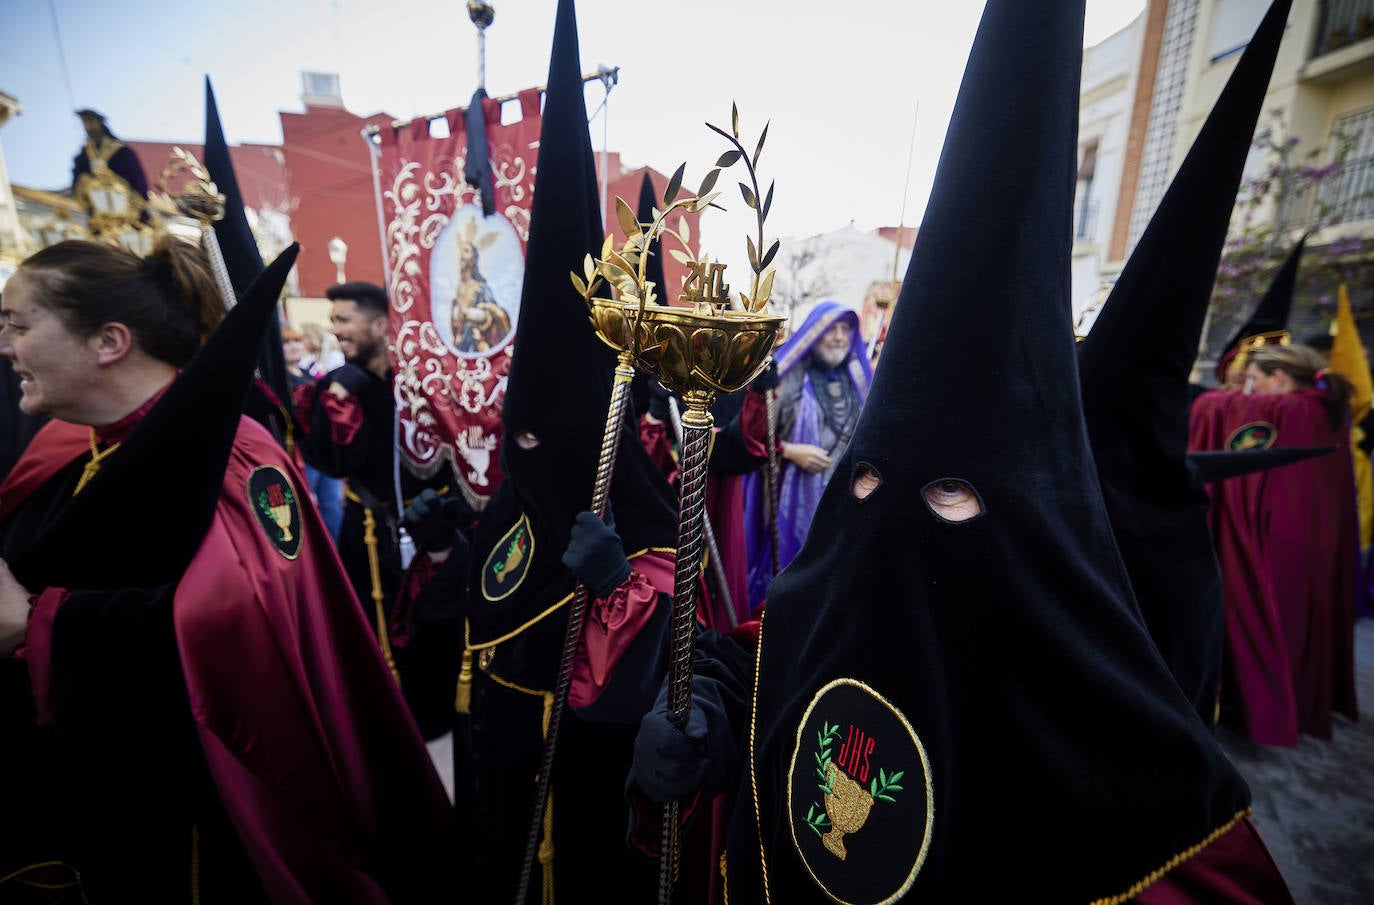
[1095,0,1374,361]
[1073,12,1147,331]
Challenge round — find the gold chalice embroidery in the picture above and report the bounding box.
[802,720,904,861]
[820,762,874,859]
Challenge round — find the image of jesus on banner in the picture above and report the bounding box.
[450,218,513,353]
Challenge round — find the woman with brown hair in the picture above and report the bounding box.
[1246,343,1354,429]
[0,238,452,903]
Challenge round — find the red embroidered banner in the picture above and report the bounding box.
[376,90,542,508]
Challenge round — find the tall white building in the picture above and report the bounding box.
[1073,13,1146,330]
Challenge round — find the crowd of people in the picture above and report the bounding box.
[0,0,1364,902]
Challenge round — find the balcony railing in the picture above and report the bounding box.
[1276,153,1374,229]
[1315,0,1374,58]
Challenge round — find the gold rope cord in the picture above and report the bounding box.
[748,611,771,905]
[1089,808,1251,905]
[72,430,119,497]
[0,861,86,901]
[465,547,677,651]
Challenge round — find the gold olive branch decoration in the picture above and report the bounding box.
[569,163,718,355]
[568,101,778,345]
[704,102,776,313]
[158,147,226,224]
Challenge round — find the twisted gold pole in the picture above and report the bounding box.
[515,349,636,905]
[659,391,714,905]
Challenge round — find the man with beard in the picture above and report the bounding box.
[739,301,871,604]
[294,280,462,740]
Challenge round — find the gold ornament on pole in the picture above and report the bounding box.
[575,102,784,905]
[157,148,237,310]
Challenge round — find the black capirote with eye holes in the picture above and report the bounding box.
[724,1,1254,902]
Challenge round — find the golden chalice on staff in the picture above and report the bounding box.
[576,104,784,904]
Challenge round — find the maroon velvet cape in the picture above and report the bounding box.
[8,417,455,903]
[1189,388,1359,745]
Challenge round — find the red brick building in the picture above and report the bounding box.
[126,84,696,300]
[600,151,703,304]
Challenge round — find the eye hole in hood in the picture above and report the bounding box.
[851,463,882,501]
[921,478,984,524]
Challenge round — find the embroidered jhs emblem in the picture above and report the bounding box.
[803,721,904,860]
[788,678,932,905]
[248,465,302,560]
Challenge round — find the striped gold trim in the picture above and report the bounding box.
[1088,809,1251,905]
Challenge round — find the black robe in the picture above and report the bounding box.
[295,365,461,738]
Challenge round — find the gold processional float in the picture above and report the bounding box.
[515,105,785,905]
[24,142,239,312]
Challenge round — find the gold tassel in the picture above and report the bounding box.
[362,505,402,687]
[539,791,556,905]
[538,693,556,905]
[454,646,473,714]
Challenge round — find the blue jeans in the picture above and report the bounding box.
[306,464,344,544]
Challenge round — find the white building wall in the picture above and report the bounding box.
[1072,14,1144,324]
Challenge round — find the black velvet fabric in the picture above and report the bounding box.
[9,245,299,591]
[1079,0,1290,724]
[727,2,1250,903]
[456,2,678,902]
[204,78,293,423]
[494,0,675,569]
[465,88,496,217]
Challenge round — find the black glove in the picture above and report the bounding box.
[403,489,467,555]
[632,702,710,804]
[647,381,672,423]
[749,359,780,393]
[328,362,372,396]
[561,510,631,598]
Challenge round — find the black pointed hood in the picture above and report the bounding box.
[11,245,300,591]
[732,2,1248,903]
[204,78,293,421]
[1078,0,1290,722]
[479,0,675,625]
[1217,233,1307,379]
[1190,444,1337,482]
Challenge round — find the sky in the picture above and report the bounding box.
[1,0,1146,270]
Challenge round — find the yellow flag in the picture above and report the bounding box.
[1330,284,1374,417]
[1330,284,1374,546]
